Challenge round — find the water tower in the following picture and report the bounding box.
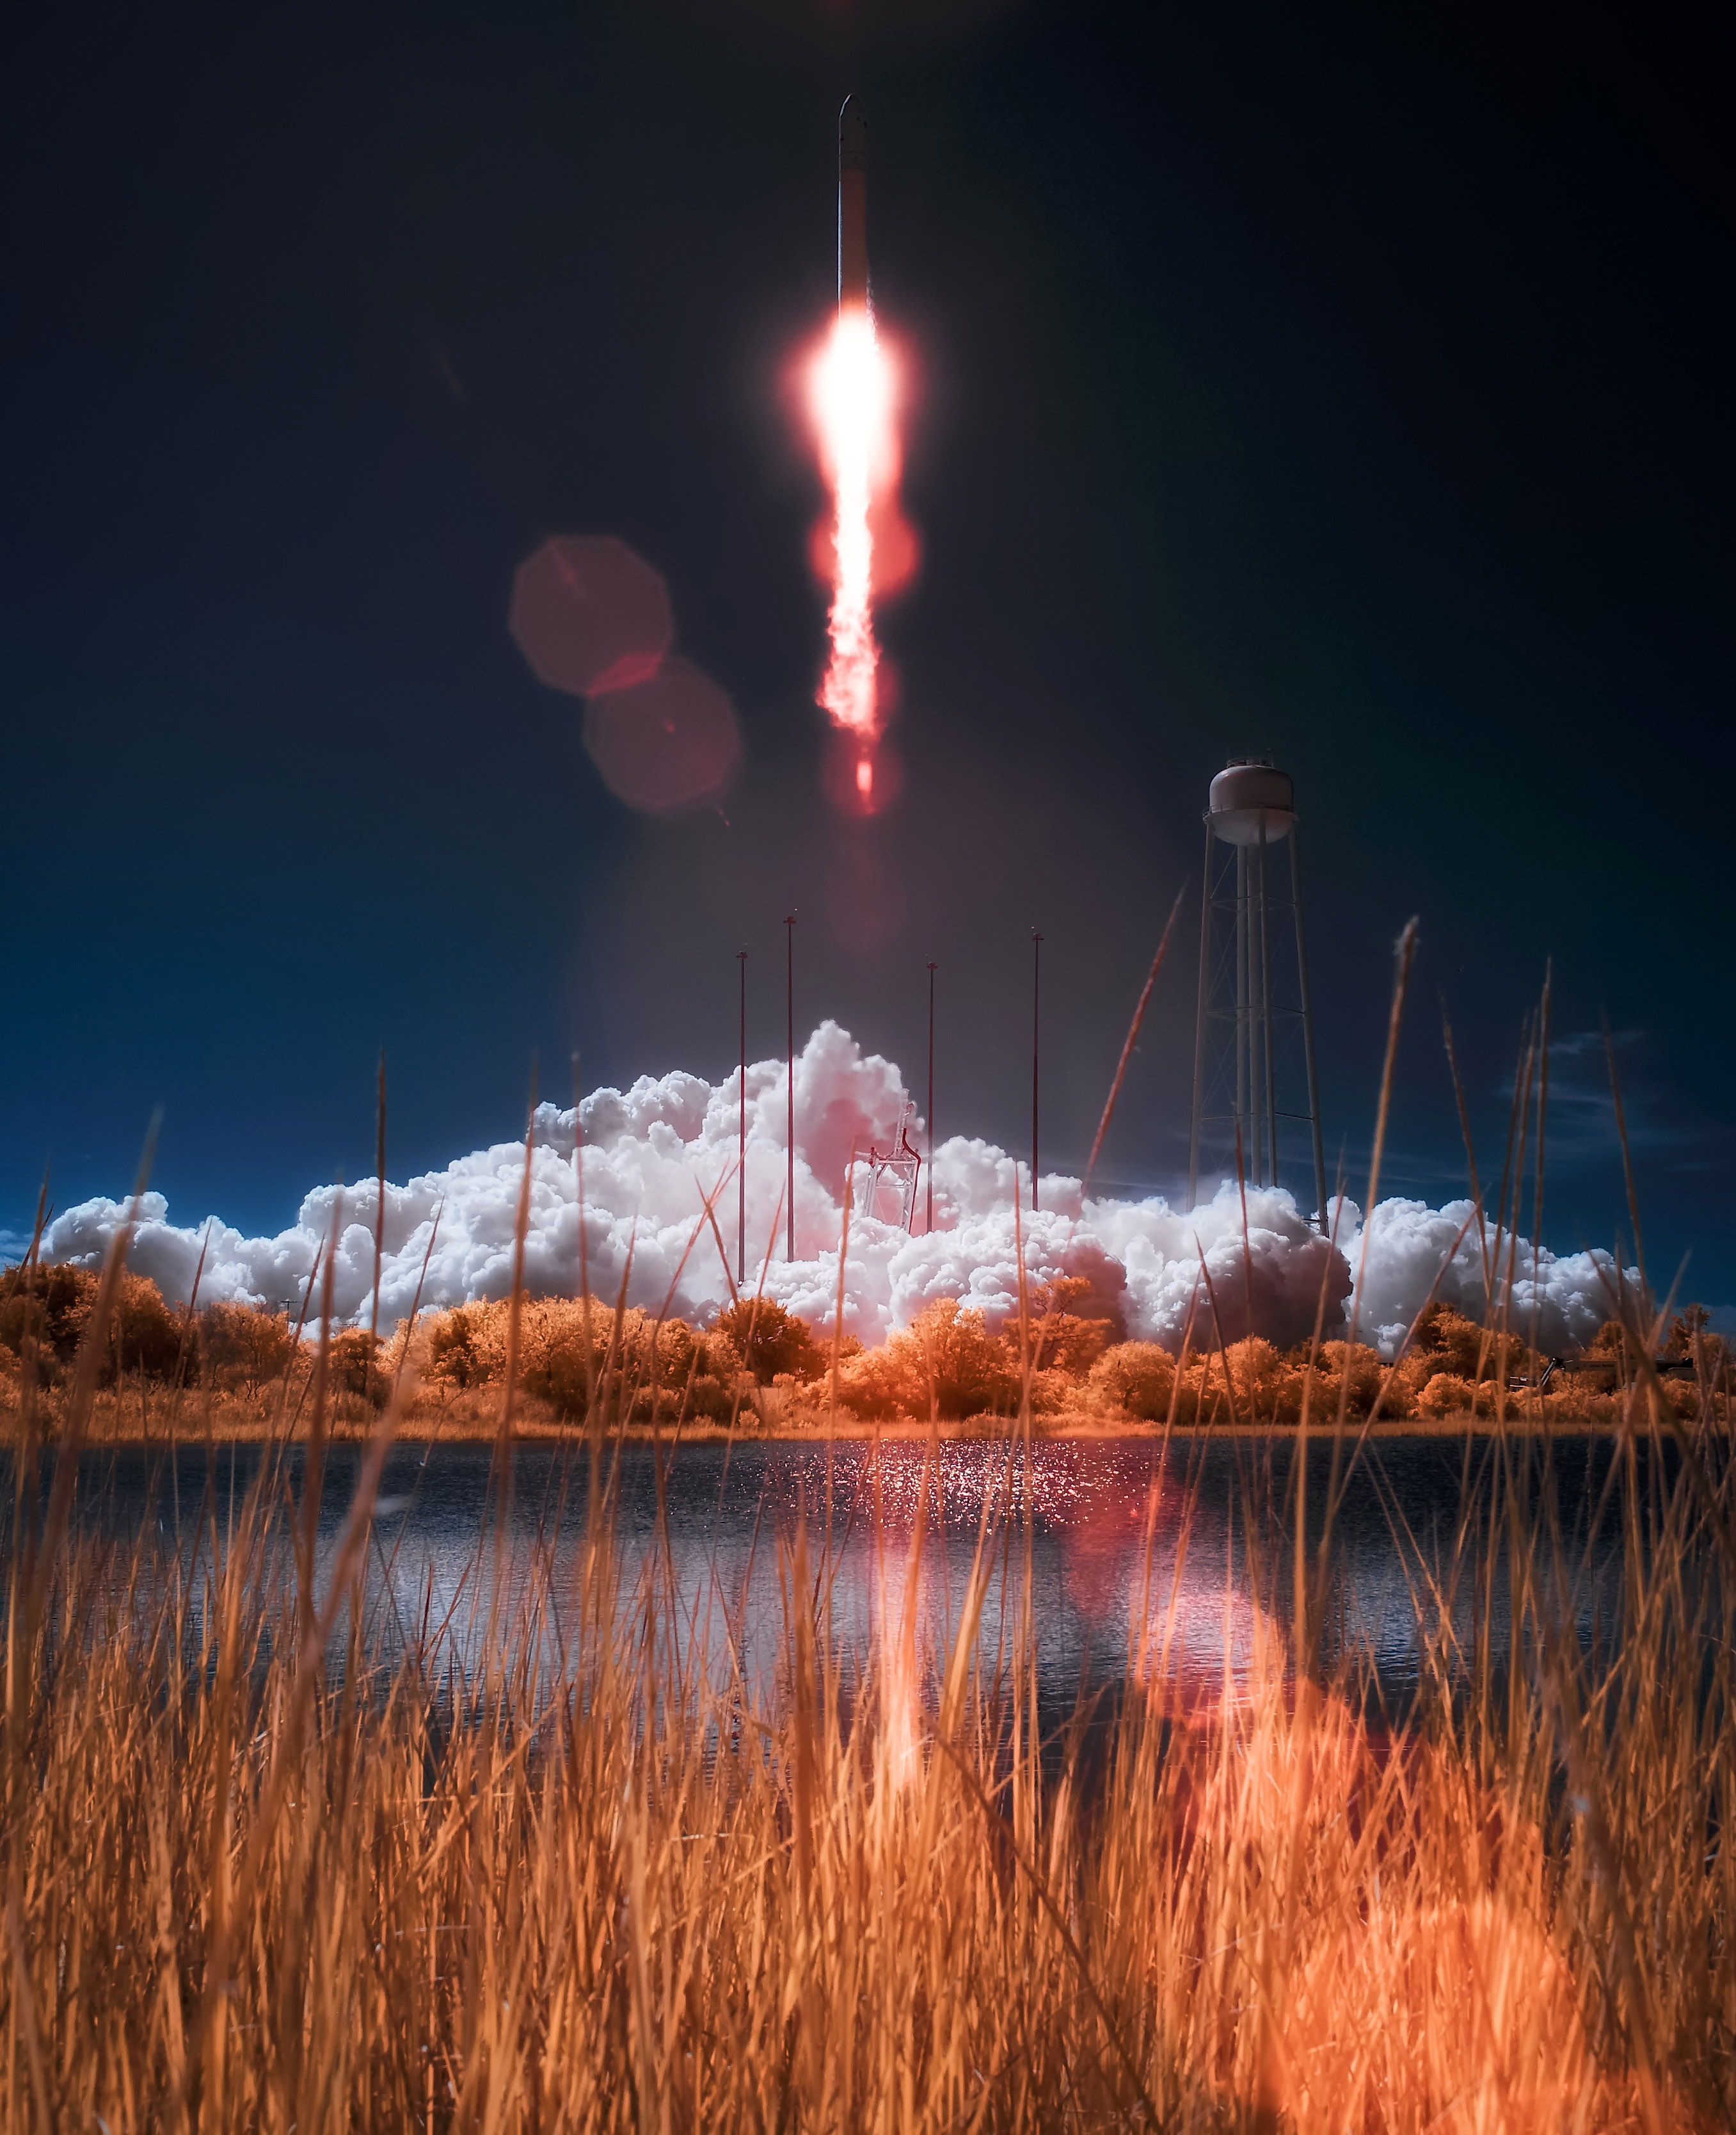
[1187,759,1328,1225]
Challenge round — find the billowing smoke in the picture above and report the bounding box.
[1332,1197,1628,1357]
[36,1022,1630,1357]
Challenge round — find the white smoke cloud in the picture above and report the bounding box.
[1330,1196,1629,1357]
[35,1021,1632,1357]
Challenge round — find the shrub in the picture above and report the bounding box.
[836,1343,923,1421]
[511,1300,737,1425]
[1024,1277,1123,1377]
[1088,1343,1176,1421]
[1312,1341,1385,1418]
[1664,1306,1727,1379]
[1417,1371,1480,1419]
[202,1301,296,1391]
[712,1298,826,1384]
[1410,1305,1488,1380]
[0,1261,99,1368]
[900,1299,1020,1421]
[838,1299,1020,1422]
[626,1314,737,1425]
[327,1327,386,1405]
[425,1304,491,1389]
[1216,1338,1300,1423]
[418,1296,732,1420]
[1666,1305,1710,1358]
[519,1311,596,1418]
[107,1274,184,1384]
[1026,1367,1081,1418]
[0,1263,182,1386]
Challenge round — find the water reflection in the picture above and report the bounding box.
[50,1434,1636,1729]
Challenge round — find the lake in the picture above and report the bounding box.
[42,1430,1637,1732]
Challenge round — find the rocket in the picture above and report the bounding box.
[838,97,869,314]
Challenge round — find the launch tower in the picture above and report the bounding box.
[852,1101,923,1231]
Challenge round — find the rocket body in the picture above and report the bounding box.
[838,97,869,313]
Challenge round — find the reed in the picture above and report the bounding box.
[2,1213,1733,2132]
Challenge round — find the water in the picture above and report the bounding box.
[42,1432,1639,1725]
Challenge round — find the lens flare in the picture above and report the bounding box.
[809,305,898,807]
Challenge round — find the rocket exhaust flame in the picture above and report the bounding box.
[804,96,912,813]
[811,304,894,800]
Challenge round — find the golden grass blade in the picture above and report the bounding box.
[1081,883,1187,1199]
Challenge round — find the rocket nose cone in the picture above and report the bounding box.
[839,96,868,170]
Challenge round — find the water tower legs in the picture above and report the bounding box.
[1188,817,1214,1212]
[1188,759,1328,1227]
[1290,828,1328,1228]
[1259,822,1279,1188]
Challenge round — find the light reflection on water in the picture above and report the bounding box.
[58,1434,1629,1720]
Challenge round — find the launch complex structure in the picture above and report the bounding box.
[742,755,1328,1256]
[764,104,1331,1249]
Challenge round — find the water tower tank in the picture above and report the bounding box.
[1208,759,1294,847]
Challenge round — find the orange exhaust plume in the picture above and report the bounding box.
[807,305,910,811]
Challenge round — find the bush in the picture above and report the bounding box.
[489,1299,738,1425]
[107,1274,184,1384]
[1088,1343,1176,1421]
[0,1261,99,1368]
[1312,1341,1386,1418]
[836,1343,923,1421]
[1417,1371,1481,1419]
[712,1298,825,1384]
[1215,1337,1298,1423]
[1024,1277,1123,1377]
[1666,1305,1709,1359]
[1026,1367,1083,1418]
[202,1301,297,1391]
[1410,1306,1488,1380]
[1664,1306,1727,1379]
[518,1309,597,1418]
[0,1264,184,1386]
[327,1327,386,1405]
[425,1304,491,1389]
[619,1313,737,1425]
[837,1300,1021,1422]
[1408,1305,1524,1386]
[906,1299,1019,1421]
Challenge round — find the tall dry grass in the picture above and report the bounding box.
[3,1201,1734,2131]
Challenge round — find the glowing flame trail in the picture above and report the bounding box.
[811,305,895,803]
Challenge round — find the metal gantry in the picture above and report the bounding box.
[852,1099,925,1231]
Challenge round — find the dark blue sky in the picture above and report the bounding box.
[4,0,1731,1300]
